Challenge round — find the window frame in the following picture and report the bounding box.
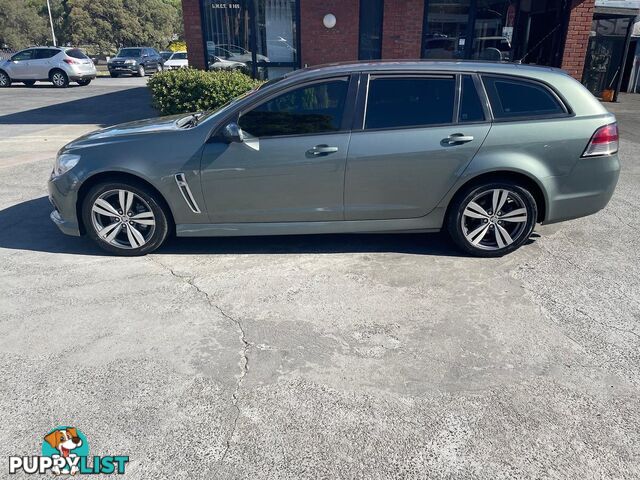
[457,74,490,125]
[480,74,573,122]
[11,49,34,62]
[357,72,469,132]
[230,75,358,140]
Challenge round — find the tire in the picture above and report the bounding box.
[110,72,119,78]
[77,79,92,86]
[136,65,145,77]
[156,63,163,73]
[447,181,537,258]
[82,181,170,256]
[0,71,11,88]
[23,80,36,87]
[50,69,69,88]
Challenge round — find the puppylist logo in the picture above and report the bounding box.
[9,426,129,475]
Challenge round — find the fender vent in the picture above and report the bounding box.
[175,173,201,214]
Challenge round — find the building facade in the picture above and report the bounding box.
[182,0,596,82]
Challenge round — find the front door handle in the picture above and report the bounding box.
[306,144,339,156]
[446,133,474,144]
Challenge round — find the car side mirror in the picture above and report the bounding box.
[222,122,244,143]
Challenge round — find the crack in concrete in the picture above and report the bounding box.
[147,256,250,465]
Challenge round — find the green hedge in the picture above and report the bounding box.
[147,68,262,115]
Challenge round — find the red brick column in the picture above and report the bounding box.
[182,0,206,70]
[299,0,359,66]
[381,0,424,59]
[561,0,595,80]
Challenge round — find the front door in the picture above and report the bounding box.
[8,49,35,79]
[345,74,491,220]
[200,77,353,223]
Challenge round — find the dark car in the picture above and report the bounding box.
[107,47,164,77]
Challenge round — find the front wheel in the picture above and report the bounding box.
[0,71,11,87]
[447,182,537,257]
[82,181,170,256]
[23,80,36,87]
[136,65,145,77]
[77,79,92,86]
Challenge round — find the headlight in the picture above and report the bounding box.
[124,59,136,65]
[53,153,80,176]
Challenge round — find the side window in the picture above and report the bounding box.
[11,50,33,61]
[364,76,456,130]
[239,79,349,138]
[35,49,60,59]
[65,49,87,59]
[482,75,566,119]
[459,75,485,123]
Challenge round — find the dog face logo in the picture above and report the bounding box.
[41,426,89,475]
[44,428,83,458]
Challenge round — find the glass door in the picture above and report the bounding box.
[422,0,471,60]
[201,0,299,79]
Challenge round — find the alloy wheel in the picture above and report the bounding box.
[0,72,9,87]
[90,189,156,249]
[52,72,66,87]
[460,188,529,250]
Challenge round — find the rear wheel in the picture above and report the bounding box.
[82,181,169,256]
[0,71,11,87]
[77,79,92,86]
[110,72,119,78]
[447,181,537,257]
[23,80,36,87]
[50,69,69,88]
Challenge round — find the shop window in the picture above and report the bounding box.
[364,77,456,129]
[239,79,349,137]
[482,76,565,119]
[459,76,485,123]
[202,0,298,80]
[359,0,384,60]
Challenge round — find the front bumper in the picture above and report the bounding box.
[48,171,82,236]
[542,153,620,224]
[108,64,138,73]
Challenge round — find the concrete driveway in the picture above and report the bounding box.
[0,81,638,479]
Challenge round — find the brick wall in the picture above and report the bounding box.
[182,0,206,70]
[381,0,424,59]
[561,0,595,80]
[299,0,359,66]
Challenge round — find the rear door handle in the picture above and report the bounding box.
[446,133,474,144]
[306,144,339,156]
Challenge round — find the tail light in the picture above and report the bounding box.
[63,58,80,65]
[582,123,619,157]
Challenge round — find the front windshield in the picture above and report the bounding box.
[171,52,188,60]
[117,48,142,58]
[186,88,261,126]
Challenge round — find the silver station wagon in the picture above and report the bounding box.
[48,61,620,257]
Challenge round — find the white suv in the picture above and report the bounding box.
[0,47,97,88]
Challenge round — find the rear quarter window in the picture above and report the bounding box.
[482,75,566,119]
[66,49,88,59]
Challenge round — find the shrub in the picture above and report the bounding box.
[147,68,262,116]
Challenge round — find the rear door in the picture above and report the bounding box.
[32,48,58,79]
[344,73,491,220]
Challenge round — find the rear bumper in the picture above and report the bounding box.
[542,153,620,224]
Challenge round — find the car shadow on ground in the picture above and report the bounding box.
[0,87,156,126]
[0,197,475,257]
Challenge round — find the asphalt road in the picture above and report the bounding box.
[0,80,638,479]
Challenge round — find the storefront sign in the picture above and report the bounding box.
[211,2,240,8]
